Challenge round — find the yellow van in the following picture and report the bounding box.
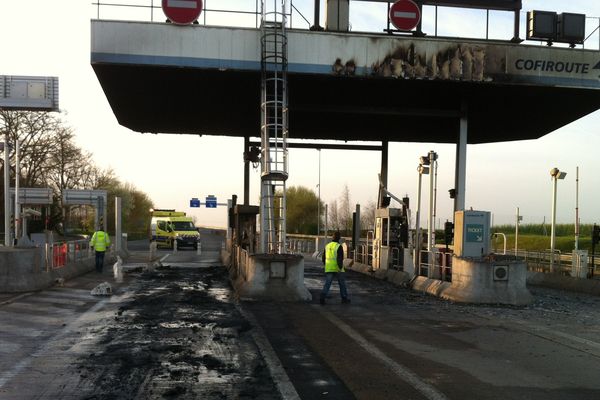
[150,209,200,249]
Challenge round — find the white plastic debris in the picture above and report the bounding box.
[91,282,113,296]
[113,255,123,283]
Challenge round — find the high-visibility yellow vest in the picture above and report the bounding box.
[324,241,342,273]
[90,231,111,252]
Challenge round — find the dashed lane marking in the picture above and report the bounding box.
[315,305,450,400]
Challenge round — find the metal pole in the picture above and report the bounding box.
[324,203,328,241]
[427,151,435,252]
[317,149,321,236]
[432,158,438,245]
[515,207,519,255]
[575,166,579,250]
[15,140,19,241]
[414,170,423,270]
[550,175,557,270]
[244,136,250,205]
[115,197,122,253]
[4,135,10,246]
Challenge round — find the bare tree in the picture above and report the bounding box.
[339,184,352,234]
[0,110,62,187]
[360,200,377,232]
[328,199,339,232]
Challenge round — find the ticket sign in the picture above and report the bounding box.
[466,224,484,242]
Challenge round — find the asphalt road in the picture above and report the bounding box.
[1,230,600,399]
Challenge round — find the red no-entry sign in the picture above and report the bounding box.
[389,0,421,31]
[162,0,203,25]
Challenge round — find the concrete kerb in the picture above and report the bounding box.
[345,259,412,286]
[527,271,600,296]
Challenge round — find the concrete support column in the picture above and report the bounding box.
[115,197,122,252]
[455,103,468,213]
[379,140,388,208]
[244,136,250,205]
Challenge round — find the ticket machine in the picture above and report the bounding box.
[372,199,410,270]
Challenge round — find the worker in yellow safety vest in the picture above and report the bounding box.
[320,231,350,305]
[90,227,111,273]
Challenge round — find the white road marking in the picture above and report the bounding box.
[237,304,301,400]
[316,306,449,400]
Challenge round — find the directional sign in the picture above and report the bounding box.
[389,0,421,31]
[205,195,217,208]
[162,0,203,25]
[190,198,200,208]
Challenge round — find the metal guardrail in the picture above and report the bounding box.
[91,0,311,29]
[90,1,600,50]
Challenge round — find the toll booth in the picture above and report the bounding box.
[232,205,260,254]
[373,205,409,270]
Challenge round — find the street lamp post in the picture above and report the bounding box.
[550,167,567,271]
[317,149,321,240]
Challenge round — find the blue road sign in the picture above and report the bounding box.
[206,195,217,208]
[190,198,200,208]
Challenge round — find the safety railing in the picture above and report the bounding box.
[47,239,94,270]
[354,243,369,265]
[390,247,402,270]
[91,0,311,30]
[419,250,436,278]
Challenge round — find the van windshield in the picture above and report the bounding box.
[172,221,196,231]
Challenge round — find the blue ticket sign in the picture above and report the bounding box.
[205,195,217,208]
[466,224,484,242]
[190,198,200,208]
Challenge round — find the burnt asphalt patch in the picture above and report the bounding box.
[75,265,280,400]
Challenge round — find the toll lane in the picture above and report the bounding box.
[250,260,600,400]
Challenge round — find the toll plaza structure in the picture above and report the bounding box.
[91,0,600,300]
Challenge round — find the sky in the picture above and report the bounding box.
[2,0,600,230]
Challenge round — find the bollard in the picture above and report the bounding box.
[173,238,178,253]
[149,241,157,261]
[113,255,123,283]
[196,242,202,255]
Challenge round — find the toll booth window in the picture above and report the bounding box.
[157,221,167,231]
[382,218,388,246]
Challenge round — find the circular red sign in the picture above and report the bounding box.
[389,0,421,31]
[162,0,203,25]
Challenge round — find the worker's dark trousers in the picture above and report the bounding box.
[320,272,349,300]
[95,251,106,273]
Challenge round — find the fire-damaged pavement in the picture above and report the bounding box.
[2,233,600,399]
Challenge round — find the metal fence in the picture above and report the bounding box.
[91,0,311,29]
[90,1,600,50]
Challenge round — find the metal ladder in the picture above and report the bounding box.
[260,0,289,254]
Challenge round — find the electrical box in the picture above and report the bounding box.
[326,0,350,32]
[454,210,491,258]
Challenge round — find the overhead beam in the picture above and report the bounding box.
[248,140,383,151]
[293,105,463,119]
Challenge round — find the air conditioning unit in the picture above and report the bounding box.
[493,265,509,281]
